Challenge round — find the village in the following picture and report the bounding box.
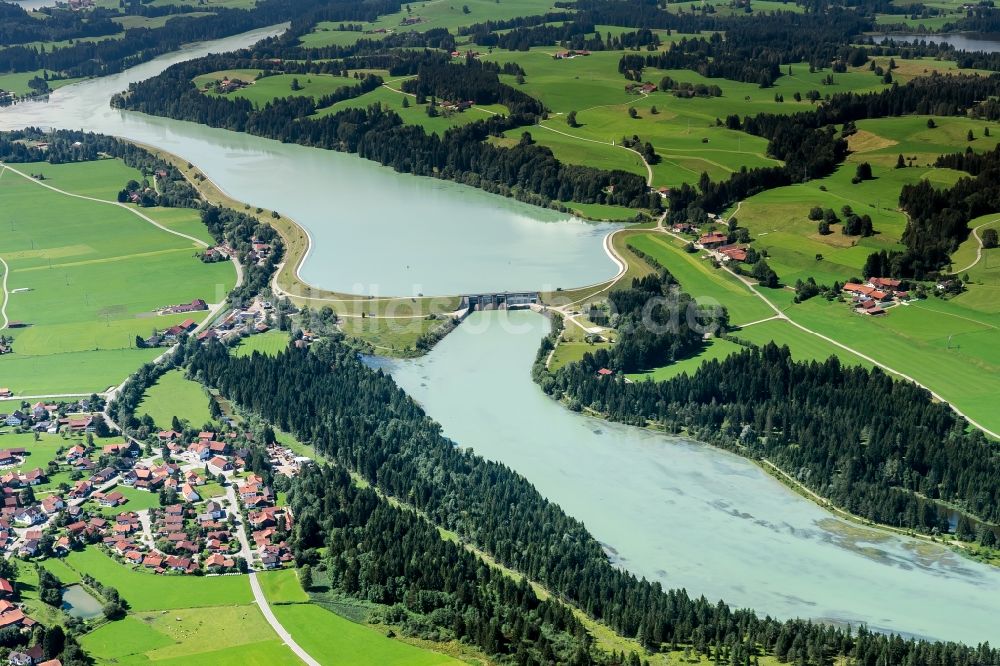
[0,395,311,637]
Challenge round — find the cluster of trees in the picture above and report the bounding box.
[113,57,649,208]
[611,9,871,86]
[0,3,119,46]
[290,464,596,664]
[399,58,543,116]
[184,335,1000,665]
[474,19,661,52]
[200,206,284,306]
[587,269,729,374]
[880,144,1000,277]
[657,76,722,98]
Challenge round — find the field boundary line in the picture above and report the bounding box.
[535,122,654,186]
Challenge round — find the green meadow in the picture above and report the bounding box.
[271,604,464,666]
[298,0,562,49]
[137,369,213,429]
[80,606,300,665]
[317,80,508,133]
[0,160,234,395]
[625,233,775,324]
[0,71,85,96]
[194,69,366,107]
[731,115,1000,285]
[232,329,289,357]
[58,548,253,611]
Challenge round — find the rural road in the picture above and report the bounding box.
[249,572,321,666]
[0,256,9,330]
[222,480,321,666]
[535,121,655,186]
[951,217,998,274]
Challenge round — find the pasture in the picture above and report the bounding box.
[57,548,253,611]
[271,603,464,666]
[232,330,289,357]
[80,606,299,666]
[194,70,366,107]
[136,369,213,429]
[0,160,234,395]
[297,0,563,49]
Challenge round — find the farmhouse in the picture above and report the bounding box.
[698,232,728,248]
[719,246,748,262]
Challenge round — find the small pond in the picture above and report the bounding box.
[61,585,103,619]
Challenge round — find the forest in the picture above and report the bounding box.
[177,338,1000,666]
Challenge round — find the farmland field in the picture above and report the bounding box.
[271,603,464,666]
[0,160,234,395]
[58,548,253,611]
[137,369,213,429]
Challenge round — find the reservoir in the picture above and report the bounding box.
[387,310,1000,646]
[0,27,619,297]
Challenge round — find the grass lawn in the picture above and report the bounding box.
[549,340,610,371]
[232,330,289,357]
[136,369,212,429]
[112,11,214,29]
[0,160,235,395]
[59,548,252,611]
[625,233,775,324]
[316,82,499,134]
[627,337,745,382]
[272,603,463,666]
[298,0,561,48]
[559,201,641,221]
[80,605,299,665]
[92,484,164,514]
[783,296,1000,433]
[257,569,308,604]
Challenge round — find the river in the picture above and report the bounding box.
[387,310,1000,645]
[0,26,618,297]
[2,27,999,646]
